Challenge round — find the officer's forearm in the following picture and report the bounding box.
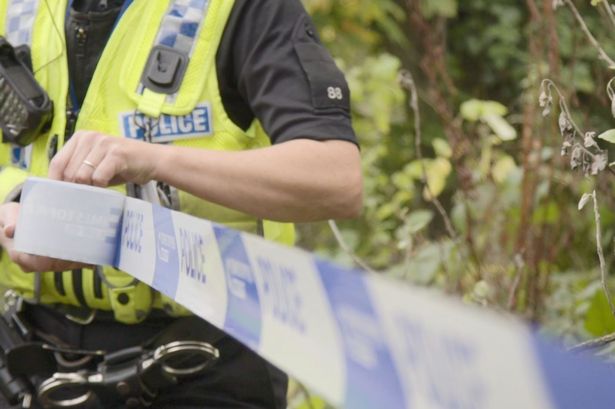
[152,139,363,222]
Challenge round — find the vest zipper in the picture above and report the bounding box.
[75,24,88,58]
[64,110,78,142]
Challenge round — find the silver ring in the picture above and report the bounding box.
[153,340,219,377]
[82,159,96,169]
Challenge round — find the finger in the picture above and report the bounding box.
[4,223,15,239]
[74,138,111,186]
[92,151,125,187]
[0,203,19,238]
[9,251,88,273]
[48,132,81,180]
[61,131,100,182]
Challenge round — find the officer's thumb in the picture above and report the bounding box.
[4,223,15,239]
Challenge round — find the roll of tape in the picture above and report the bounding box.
[14,178,125,266]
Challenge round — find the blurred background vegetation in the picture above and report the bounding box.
[290,0,615,406]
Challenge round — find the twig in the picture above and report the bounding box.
[398,69,457,240]
[562,0,615,69]
[569,331,615,352]
[541,79,615,177]
[541,79,584,135]
[507,253,526,311]
[589,190,615,319]
[328,220,376,273]
[601,1,615,30]
[606,77,615,101]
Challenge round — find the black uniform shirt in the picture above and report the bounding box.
[66,0,358,146]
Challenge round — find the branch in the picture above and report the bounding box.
[328,220,376,273]
[601,1,615,30]
[541,79,584,136]
[507,253,526,311]
[541,79,615,177]
[569,331,615,352]
[589,190,615,319]
[398,69,457,240]
[562,0,615,69]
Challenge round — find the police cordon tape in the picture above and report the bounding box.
[12,177,615,409]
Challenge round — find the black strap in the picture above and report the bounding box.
[147,316,226,349]
[53,272,65,296]
[71,269,87,307]
[92,268,103,299]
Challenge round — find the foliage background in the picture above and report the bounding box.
[290,0,615,407]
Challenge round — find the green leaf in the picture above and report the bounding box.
[432,138,452,158]
[597,129,615,144]
[423,158,452,200]
[492,155,517,183]
[460,99,508,122]
[578,193,592,211]
[376,203,396,221]
[420,0,457,18]
[483,115,517,141]
[532,201,560,225]
[407,244,441,285]
[584,290,615,337]
[406,210,434,234]
[460,100,482,122]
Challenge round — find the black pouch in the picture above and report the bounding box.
[293,16,351,113]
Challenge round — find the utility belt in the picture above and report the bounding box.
[0,291,221,409]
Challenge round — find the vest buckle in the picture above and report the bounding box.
[141,45,188,95]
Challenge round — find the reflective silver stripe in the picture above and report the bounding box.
[5,0,40,47]
[138,0,211,101]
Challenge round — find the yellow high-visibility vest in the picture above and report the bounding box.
[0,0,295,323]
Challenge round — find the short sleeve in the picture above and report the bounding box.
[216,0,358,146]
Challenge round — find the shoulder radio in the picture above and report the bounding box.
[0,36,53,147]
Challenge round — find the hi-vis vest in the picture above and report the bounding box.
[0,0,295,323]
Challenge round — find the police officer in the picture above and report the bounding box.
[0,0,361,407]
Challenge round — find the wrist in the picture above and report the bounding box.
[148,142,169,182]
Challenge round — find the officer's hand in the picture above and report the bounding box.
[48,130,158,187]
[0,203,90,273]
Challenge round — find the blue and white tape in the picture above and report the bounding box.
[14,178,615,409]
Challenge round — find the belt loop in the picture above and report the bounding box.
[256,219,264,237]
[33,272,41,304]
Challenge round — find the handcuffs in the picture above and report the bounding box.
[0,291,219,409]
[37,340,219,408]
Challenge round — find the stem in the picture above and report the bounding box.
[328,220,376,273]
[398,69,457,240]
[542,79,615,177]
[563,0,615,69]
[607,77,615,103]
[507,253,525,311]
[569,331,615,352]
[590,191,615,319]
[601,1,615,30]
[541,79,584,136]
